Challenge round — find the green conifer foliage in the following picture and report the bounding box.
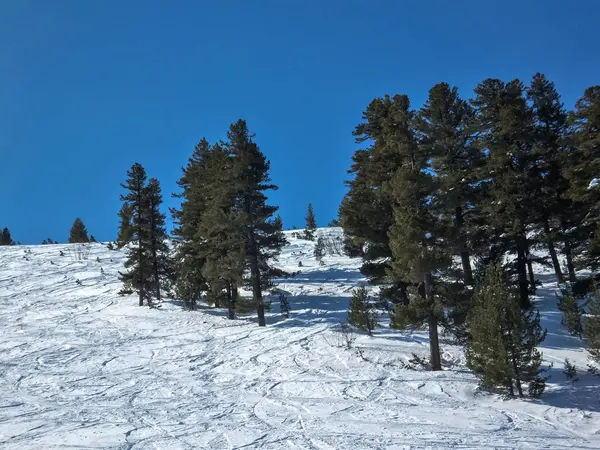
[467,265,547,397]
[68,218,90,243]
[557,286,583,337]
[118,163,150,306]
[144,178,172,306]
[305,204,317,240]
[314,236,325,263]
[348,286,379,335]
[226,119,286,326]
[584,284,600,365]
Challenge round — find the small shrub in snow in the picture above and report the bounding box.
[337,323,356,350]
[279,293,290,319]
[348,286,379,336]
[563,358,578,382]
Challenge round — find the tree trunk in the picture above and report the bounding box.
[562,221,577,282]
[526,251,536,295]
[516,235,530,309]
[138,245,144,307]
[228,283,237,320]
[543,218,564,284]
[424,273,441,371]
[456,206,474,286]
[248,227,265,327]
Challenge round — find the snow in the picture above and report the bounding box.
[0,230,599,449]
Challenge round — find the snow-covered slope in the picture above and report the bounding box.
[0,228,598,449]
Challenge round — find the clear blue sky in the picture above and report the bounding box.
[1,0,598,244]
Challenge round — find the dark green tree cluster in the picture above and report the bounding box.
[117,163,171,308]
[68,218,90,243]
[171,120,286,325]
[340,74,598,374]
[0,227,16,245]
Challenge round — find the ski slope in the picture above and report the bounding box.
[0,228,598,449]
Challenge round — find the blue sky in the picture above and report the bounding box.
[1,0,598,244]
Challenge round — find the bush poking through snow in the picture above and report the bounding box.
[563,358,579,382]
[337,323,356,350]
[279,293,290,319]
[348,286,379,336]
[314,236,325,263]
[557,286,584,337]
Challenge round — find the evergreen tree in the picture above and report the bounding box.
[527,73,575,283]
[274,214,284,231]
[226,119,286,326]
[471,79,537,308]
[118,163,150,306]
[340,95,424,305]
[144,178,172,306]
[171,138,211,308]
[417,82,480,286]
[68,218,90,243]
[314,235,325,263]
[584,285,600,365]
[466,265,547,397]
[557,285,583,337]
[566,86,600,271]
[0,228,15,245]
[383,94,450,371]
[116,203,134,248]
[305,203,317,240]
[90,235,97,243]
[195,143,246,318]
[348,286,379,335]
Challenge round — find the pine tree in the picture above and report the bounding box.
[90,235,97,243]
[226,119,286,326]
[314,235,325,263]
[557,285,583,337]
[305,203,317,240]
[118,163,150,306]
[116,203,134,248]
[68,218,90,243]
[348,286,379,335]
[566,86,600,271]
[471,79,537,308]
[0,228,15,245]
[584,284,600,365]
[527,73,575,284]
[274,214,284,231]
[417,82,480,286]
[383,95,451,371]
[171,138,211,308]
[195,142,246,318]
[144,178,172,306]
[467,265,547,397]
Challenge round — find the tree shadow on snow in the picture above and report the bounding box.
[537,365,600,413]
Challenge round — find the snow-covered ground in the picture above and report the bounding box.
[0,228,598,449]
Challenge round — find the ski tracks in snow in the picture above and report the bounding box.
[1,235,599,448]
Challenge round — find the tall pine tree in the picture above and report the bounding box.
[226,119,286,327]
[305,203,317,240]
[144,178,171,306]
[118,163,150,306]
